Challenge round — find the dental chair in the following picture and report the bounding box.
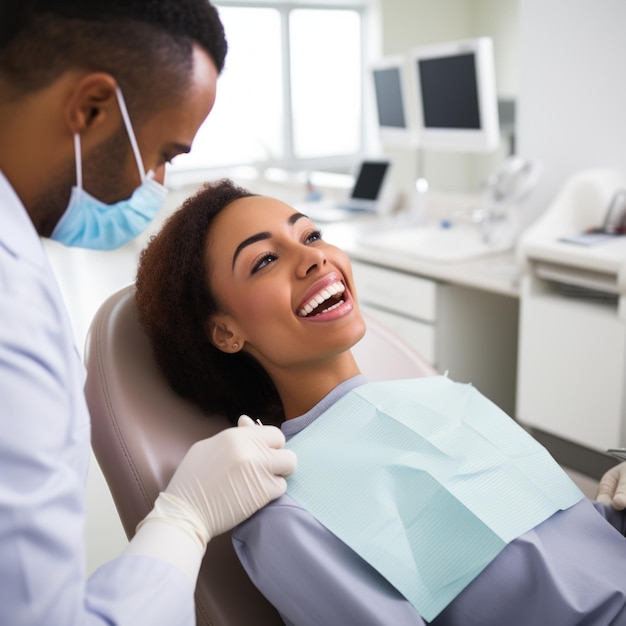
[84,284,436,626]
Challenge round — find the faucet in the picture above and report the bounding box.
[470,205,510,245]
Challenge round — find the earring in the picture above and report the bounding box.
[232,343,239,350]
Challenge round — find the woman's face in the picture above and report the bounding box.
[206,195,366,377]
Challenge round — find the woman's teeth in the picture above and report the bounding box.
[298,281,345,317]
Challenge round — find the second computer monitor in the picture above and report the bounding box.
[371,55,416,148]
[411,36,500,153]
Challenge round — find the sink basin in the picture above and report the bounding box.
[358,224,513,263]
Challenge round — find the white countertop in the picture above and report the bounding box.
[521,233,626,276]
[322,215,521,299]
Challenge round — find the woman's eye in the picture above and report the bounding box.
[305,229,323,244]
[252,253,278,274]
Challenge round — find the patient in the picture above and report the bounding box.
[136,179,626,626]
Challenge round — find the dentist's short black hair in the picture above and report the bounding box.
[0,0,227,121]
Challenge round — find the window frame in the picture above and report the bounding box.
[201,0,370,173]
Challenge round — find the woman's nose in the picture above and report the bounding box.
[296,244,327,277]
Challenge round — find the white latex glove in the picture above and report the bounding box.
[595,462,626,509]
[126,416,296,582]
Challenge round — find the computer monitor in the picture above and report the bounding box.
[292,159,395,222]
[411,37,500,152]
[348,160,393,208]
[370,56,416,147]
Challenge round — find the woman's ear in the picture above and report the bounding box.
[207,316,243,353]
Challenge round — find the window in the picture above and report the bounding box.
[171,2,364,174]
[290,8,361,160]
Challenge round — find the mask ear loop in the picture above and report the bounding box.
[115,87,147,183]
[74,133,83,190]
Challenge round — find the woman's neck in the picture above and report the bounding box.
[271,352,361,420]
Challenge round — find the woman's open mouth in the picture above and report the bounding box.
[298,281,346,318]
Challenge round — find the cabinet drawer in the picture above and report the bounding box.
[351,260,437,322]
[362,305,436,365]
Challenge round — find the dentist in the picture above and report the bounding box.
[0,1,296,625]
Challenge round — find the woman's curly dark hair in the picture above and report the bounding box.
[135,178,284,426]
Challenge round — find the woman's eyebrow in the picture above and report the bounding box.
[288,212,306,225]
[231,212,307,268]
[232,232,270,269]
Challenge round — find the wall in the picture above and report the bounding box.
[375,0,519,200]
[516,0,626,227]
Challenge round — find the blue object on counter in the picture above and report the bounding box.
[305,180,322,202]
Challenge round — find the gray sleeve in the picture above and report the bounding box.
[592,500,626,535]
[232,495,426,626]
[234,498,626,626]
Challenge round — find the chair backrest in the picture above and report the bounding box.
[84,284,436,626]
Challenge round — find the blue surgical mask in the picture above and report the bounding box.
[51,87,168,250]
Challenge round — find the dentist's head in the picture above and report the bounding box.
[0,0,226,249]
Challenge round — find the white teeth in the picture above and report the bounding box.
[323,301,342,313]
[298,281,345,317]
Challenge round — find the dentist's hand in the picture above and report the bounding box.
[127,417,296,581]
[595,462,626,509]
[162,416,296,541]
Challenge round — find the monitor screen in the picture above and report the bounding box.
[411,37,500,152]
[370,56,416,147]
[373,67,407,128]
[419,53,480,129]
[351,161,391,200]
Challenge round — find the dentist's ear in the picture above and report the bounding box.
[207,318,243,354]
[64,72,120,137]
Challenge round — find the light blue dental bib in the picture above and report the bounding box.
[285,376,583,621]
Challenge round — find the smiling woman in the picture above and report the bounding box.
[135,178,365,424]
[134,178,626,626]
[203,191,365,421]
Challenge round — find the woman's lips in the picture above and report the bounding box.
[298,281,345,317]
[301,293,354,322]
[296,271,356,321]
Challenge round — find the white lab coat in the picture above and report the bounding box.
[0,171,196,625]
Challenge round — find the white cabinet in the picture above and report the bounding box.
[515,168,626,452]
[351,261,436,363]
[517,271,626,452]
[351,259,519,416]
